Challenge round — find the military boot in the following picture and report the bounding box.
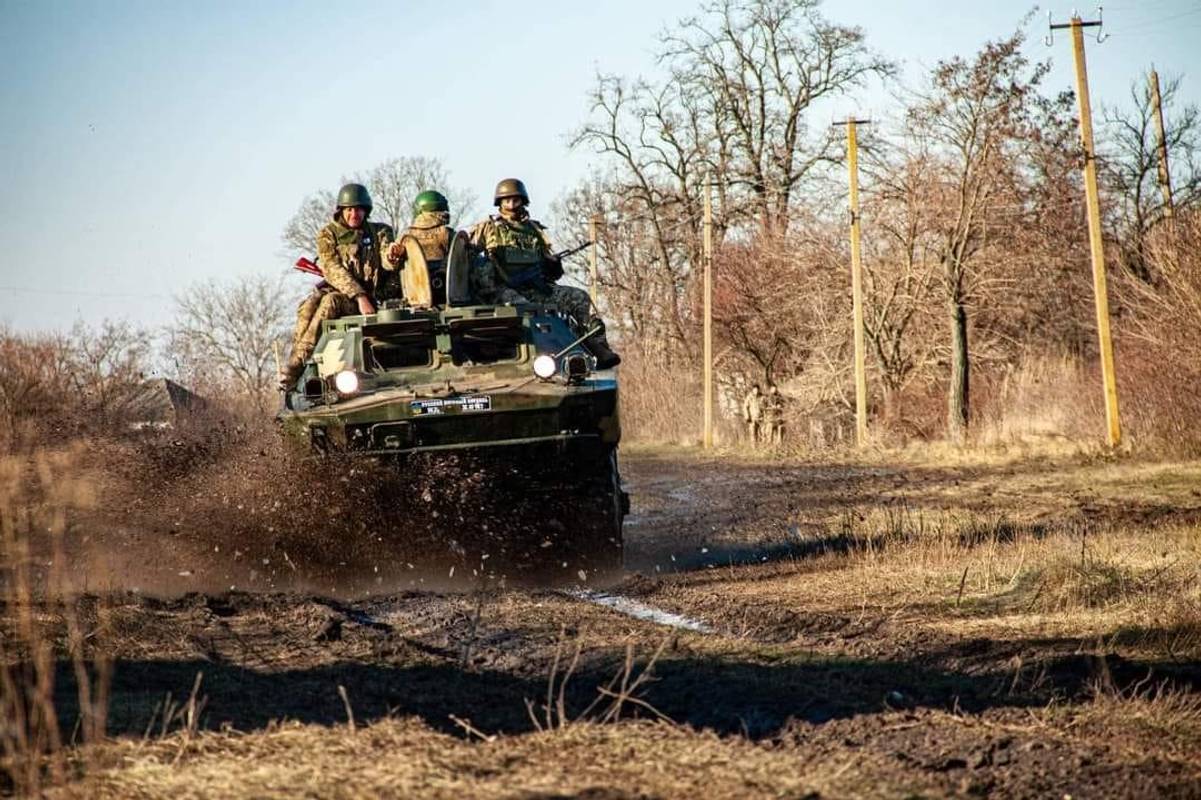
[584,317,621,370]
[278,354,306,391]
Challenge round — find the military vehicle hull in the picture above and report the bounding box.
[277,303,626,574]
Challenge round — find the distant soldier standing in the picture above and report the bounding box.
[469,178,620,368]
[742,384,764,445]
[279,183,396,388]
[763,384,786,445]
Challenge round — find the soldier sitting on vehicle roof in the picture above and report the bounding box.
[385,190,459,305]
[469,178,621,369]
[279,183,396,388]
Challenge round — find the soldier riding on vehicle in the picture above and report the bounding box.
[280,183,396,387]
[470,178,621,369]
[277,179,628,573]
[386,190,458,305]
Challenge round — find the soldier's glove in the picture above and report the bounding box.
[542,255,564,282]
[386,242,405,266]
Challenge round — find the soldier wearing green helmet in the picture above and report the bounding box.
[280,182,397,388]
[382,189,458,305]
[469,178,621,369]
[386,190,453,267]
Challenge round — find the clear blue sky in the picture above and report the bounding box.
[1,0,1198,333]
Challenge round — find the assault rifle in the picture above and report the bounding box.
[294,257,331,290]
[294,257,322,276]
[552,240,592,261]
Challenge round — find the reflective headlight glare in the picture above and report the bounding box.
[334,370,360,395]
[532,354,558,379]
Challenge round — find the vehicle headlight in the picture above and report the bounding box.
[334,370,360,395]
[532,354,557,379]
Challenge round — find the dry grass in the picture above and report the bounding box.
[618,350,716,446]
[54,717,846,800]
[821,509,1201,646]
[1,439,1198,797]
[637,454,1201,670]
[1085,677,1201,736]
[0,447,113,795]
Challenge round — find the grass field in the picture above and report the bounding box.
[2,443,1200,798]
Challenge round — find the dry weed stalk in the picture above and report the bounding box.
[338,684,356,734]
[525,627,673,732]
[1065,674,1201,751]
[0,447,112,795]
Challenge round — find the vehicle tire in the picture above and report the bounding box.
[573,448,625,577]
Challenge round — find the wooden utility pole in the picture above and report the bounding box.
[1052,14,1121,448]
[702,172,715,449]
[589,214,600,305]
[833,116,871,447]
[1149,68,1175,216]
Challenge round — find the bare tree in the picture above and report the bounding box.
[63,321,156,420]
[1102,72,1201,279]
[858,146,941,421]
[903,30,1062,441]
[170,275,291,410]
[555,176,700,360]
[663,0,893,234]
[0,322,158,448]
[281,189,336,259]
[363,156,477,233]
[569,0,891,364]
[280,156,477,258]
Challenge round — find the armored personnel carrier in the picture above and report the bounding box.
[277,236,626,575]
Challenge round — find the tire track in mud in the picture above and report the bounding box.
[561,589,715,633]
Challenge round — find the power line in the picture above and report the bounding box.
[0,285,169,300]
[1105,6,1201,33]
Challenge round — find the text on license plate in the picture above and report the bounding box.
[410,395,492,415]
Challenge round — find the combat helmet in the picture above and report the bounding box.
[336,183,373,213]
[413,189,450,214]
[493,178,529,206]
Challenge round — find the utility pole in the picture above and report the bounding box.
[1149,68,1175,216]
[833,116,871,447]
[1051,13,1121,448]
[702,172,715,449]
[589,214,600,305]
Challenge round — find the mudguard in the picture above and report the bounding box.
[445,230,473,307]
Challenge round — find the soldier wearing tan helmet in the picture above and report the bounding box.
[469,178,621,368]
[279,182,397,388]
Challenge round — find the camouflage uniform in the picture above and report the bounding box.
[387,210,454,269]
[742,386,764,445]
[285,216,396,377]
[763,385,785,445]
[316,217,397,302]
[468,211,593,325]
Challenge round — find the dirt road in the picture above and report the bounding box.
[9,447,1201,797]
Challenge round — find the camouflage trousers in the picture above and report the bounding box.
[482,282,618,352]
[484,284,593,325]
[286,289,356,367]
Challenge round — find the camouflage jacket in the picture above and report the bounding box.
[316,218,396,300]
[386,211,453,266]
[742,391,764,422]
[468,213,553,280]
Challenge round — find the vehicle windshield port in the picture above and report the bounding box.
[453,333,519,365]
[367,338,433,370]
